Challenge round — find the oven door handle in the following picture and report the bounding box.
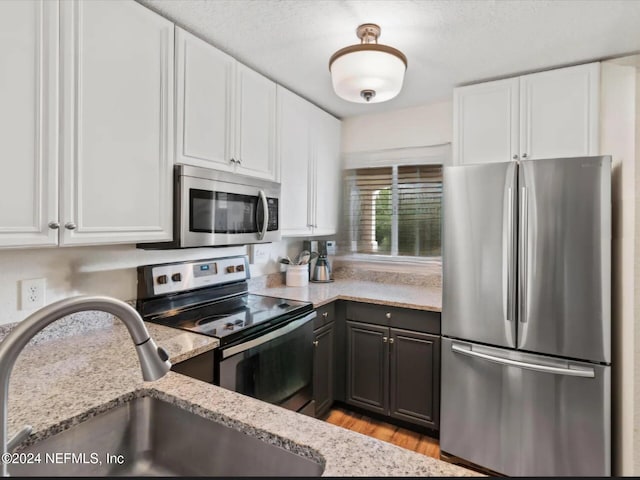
[221,312,316,359]
[256,190,269,240]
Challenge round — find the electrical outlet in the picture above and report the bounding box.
[20,278,46,310]
[250,244,271,264]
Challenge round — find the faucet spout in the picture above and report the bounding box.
[0,295,172,476]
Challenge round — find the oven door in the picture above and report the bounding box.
[216,312,315,412]
[180,172,280,247]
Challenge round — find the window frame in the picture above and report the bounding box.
[342,144,450,264]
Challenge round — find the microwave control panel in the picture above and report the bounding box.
[149,256,249,296]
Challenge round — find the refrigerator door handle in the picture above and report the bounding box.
[506,187,515,322]
[451,343,595,378]
[519,186,528,323]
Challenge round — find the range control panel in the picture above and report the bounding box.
[144,255,250,296]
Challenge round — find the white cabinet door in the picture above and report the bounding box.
[60,0,173,246]
[175,27,235,171]
[0,0,58,248]
[453,78,519,165]
[519,63,600,160]
[234,63,277,181]
[278,87,312,236]
[312,109,341,236]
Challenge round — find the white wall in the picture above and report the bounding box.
[0,239,301,326]
[600,61,637,476]
[341,100,452,153]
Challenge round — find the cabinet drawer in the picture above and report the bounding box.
[345,302,440,335]
[314,302,335,330]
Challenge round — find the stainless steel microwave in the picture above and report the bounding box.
[141,165,280,249]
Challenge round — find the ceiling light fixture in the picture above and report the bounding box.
[329,23,407,104]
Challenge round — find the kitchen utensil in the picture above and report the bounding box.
[299,251,311,265]
[279,258,290,265]
[293,250,310,265]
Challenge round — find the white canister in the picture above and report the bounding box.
[286,264,309,287]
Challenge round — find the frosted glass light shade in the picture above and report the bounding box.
[330,46,407,103]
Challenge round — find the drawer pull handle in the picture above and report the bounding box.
[322,312,328,318]
[385,312,391,319]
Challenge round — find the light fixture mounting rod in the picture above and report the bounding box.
[356,23,381,44]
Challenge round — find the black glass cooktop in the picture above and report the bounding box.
[145,293,313,345]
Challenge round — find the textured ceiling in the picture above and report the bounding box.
[138,0,640,119]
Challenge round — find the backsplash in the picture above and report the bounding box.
[250,260,442,288]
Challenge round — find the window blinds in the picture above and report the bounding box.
[344,165,442,257]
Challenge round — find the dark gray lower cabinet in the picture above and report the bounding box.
[389,328,440,429]
[346,320,440,430]
[313,322,334,417]
[346,321,388,414]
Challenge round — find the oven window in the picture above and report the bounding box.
[218,319,313,412]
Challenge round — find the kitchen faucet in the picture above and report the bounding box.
[0,296,172,476]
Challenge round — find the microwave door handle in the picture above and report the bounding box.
[257,190,269,240]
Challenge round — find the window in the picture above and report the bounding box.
[344,164,442,259]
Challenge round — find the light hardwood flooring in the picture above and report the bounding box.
[323,406,440,459]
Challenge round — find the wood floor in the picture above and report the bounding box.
[323,406,440,459]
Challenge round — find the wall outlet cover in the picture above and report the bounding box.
[326,241,336,255]
[20,278,46,310]
[250,244,271,264]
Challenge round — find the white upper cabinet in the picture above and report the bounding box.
[453,62,600,165]
[278,86,341,237]
[234,64,277,180]
[175,27,234,172]
[312,108,342,236]
[175,28,277,181]
[278,87,312,236]
[0,0,59,248]
[519,63,599,160]
[453,78,519,165]
[59,0,173,245]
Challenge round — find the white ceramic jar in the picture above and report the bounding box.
[286,264,309,287]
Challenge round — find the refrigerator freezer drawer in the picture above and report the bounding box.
[441,338,610,476]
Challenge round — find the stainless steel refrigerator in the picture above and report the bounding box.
[441,156,611,476]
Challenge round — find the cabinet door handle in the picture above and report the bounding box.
[385,312,391,319]
[313,340,319,347]
[64,222,77,230]
[512,154,519,160]
[389,338,394,344]
[237,158,242,165]
[48,222,60,230]
[322,312,328,318]
[230,158,237,164]
[522,153,528,158]
[382,336,388,343]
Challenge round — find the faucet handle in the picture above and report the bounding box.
[157,346,169,362]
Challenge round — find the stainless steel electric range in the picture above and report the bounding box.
[136,255,316,414]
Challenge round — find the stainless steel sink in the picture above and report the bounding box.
[9,396,324,476]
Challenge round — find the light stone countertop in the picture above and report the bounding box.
[250,278,442,312]
[5,312,477,477]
